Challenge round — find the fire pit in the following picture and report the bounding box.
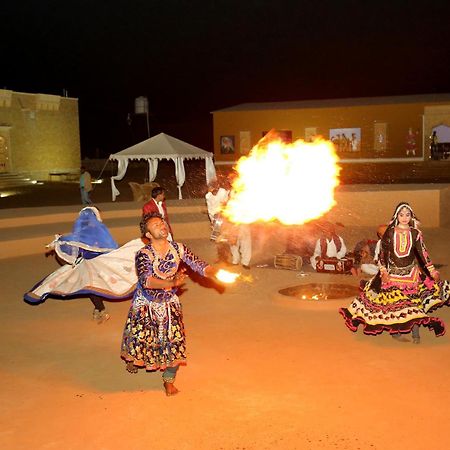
[274,283,360,310]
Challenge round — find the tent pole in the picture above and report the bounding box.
[91,158,111,192]
[146,111,150,138]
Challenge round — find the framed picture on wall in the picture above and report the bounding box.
[373,123,387,155]
[220,135,235,154]
[262,129,292,143]
[330,128,361,153]
[239,131,251,155]
[305,127,318,142]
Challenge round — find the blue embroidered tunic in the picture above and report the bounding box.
[120,241,209,370]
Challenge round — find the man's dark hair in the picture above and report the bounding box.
[151,187,164,198]
[140,212,163,237]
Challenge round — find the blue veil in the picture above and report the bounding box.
[55,207,119,264]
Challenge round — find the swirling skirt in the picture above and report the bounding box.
[339,279,450,336]
[120,291,187,370]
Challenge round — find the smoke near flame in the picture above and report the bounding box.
[222,133,340,225]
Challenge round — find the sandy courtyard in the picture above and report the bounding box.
[2,218,450,450]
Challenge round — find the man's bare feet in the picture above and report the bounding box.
[126,361,138,374]
[163,382,179,396]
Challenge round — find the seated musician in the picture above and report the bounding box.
[310,222,347,271]
[350,224,387,276]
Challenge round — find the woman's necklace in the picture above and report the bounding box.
[395,226,411,254]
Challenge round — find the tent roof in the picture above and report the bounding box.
[109,132,213,161]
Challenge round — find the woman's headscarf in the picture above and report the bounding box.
[55,207,119,264]
[387,202,420,230]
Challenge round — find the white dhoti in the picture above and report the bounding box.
[230,225,252,266]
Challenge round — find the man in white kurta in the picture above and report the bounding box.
[310,234,347,269]
[205,182,229,222]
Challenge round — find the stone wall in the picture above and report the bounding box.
[0,90,80,179]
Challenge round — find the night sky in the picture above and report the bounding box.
[2,0,450,157]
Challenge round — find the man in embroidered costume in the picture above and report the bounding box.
[120,213,217,396]
[340,202,450,343]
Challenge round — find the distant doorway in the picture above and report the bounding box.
[0,132,11,173]
[431,124,450,160]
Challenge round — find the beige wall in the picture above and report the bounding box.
[0,90,80,179]
[213,100,450,162]
[328,186,442,227]
[0,186,448,259]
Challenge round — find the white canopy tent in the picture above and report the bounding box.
[109,132,217,200]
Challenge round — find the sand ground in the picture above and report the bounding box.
[2,219,450,449]
[2,164,450,449]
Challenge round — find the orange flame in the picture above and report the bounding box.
[222,134,340,225]
[215,269,240,284]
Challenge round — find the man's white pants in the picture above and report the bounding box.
[230,225,252,266]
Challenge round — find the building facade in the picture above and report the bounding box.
[0,89,80,179]
[212,94,450,163]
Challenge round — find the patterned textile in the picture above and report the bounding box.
[24,239,145,303]
[340,227,450,336]
[340,279,450,336]
[54,207,119,264]
[120,241,208,371]
[121,287,187,370]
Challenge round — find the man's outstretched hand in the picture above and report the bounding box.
[204,265,219,279]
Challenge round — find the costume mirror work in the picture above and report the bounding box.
[340,203,450,338]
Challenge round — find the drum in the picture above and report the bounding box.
[274,254,303,271]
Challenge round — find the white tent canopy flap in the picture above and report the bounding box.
[110,159,129,201]
[109,132,217,201]
[148,159,158,182]
[174,157,186,199]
